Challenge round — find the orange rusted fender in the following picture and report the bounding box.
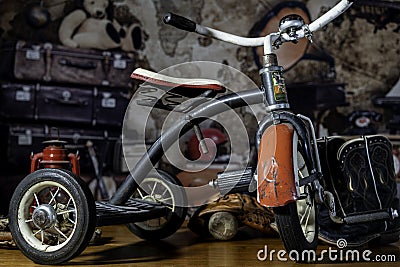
[257,123,298,207]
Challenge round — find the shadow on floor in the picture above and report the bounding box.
[69,239,181,265]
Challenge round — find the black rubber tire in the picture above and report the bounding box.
[274,202,318,260]
[126,169,187,240]
[8,168,96,265]
[273,151,318,263]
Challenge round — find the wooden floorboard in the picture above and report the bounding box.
[1,223,399,266]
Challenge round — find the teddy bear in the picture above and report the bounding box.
[58,0,141,51]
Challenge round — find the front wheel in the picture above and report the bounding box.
[126,169,187,240]
[273,152,318,262]
[8,169,96,265]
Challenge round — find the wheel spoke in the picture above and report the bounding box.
[299,203,311,224]
[57,209,76,216]
[137,187,145,199]
[150,182,158,196]
[298,198,315,239]
[25,218,33,223]
[34,193,40,206]
[54,226,68,240]
[161,188,168,197]
[33,228,49,245]
[49,187,60,205]
[33,229,42,235]
[68,218,76,225]
[304,205,311,231]
[157,196,172,203]
[66,197,72,206]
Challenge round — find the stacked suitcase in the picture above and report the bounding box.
[0,41,134,174]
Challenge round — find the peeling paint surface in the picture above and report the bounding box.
[257,124,297,207]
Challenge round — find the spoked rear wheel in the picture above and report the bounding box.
[126,169,187,240]
[8,169,96,265]
[273,152,318,262]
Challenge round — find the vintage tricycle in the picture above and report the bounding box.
[8,0,399,264]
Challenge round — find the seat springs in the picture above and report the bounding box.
[136,85,159,106]
[163,91,183,109]
[136,84,185,110]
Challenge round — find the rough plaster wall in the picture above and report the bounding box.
[304,0,400,117]
[0,0,399,131]
[130,0,400,115]
[124,0,280,72]
[316,19,400,110]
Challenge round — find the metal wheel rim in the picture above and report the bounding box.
[296,152,316,243]
[134,177,175,230]
[17,181,78,252]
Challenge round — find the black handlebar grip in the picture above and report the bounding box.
[163,12,196,32]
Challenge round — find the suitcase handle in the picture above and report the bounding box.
[44,43,53,82]
[58,58,97,70]
[44,96,88,106]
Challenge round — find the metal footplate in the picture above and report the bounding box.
[343,208,399,224]
[95,199,168,226]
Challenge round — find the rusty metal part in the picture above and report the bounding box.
[257,123,297,207]
[30,139,80,175]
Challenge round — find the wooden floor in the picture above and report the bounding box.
[1,223,399,267]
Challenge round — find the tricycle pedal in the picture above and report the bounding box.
[210,167,253,194]
[95,199,168,226]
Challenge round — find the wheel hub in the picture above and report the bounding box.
[143,195,157,202]
[32,204,57,229]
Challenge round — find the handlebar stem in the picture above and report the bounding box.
[263,33,279,55]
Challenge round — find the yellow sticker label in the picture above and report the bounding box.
[272,72,288,102]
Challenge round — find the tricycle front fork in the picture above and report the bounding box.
[256,110,324,208]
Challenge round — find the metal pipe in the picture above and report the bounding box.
[110,88,264,205]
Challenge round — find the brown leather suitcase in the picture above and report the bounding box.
[1,41,134,89]
[93,87,130,128]
[35,84,94,125]
[0,82,129,127]
[0,83,36,121]
[3,123,120,174]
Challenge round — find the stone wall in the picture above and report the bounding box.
[0,0,399,133]
[304,0,400,124]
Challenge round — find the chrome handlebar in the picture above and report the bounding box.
[164,0,354,54]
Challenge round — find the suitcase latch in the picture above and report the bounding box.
[101,92,116,108]
[113,54,127,69]
[15,86,32,102]
[25,45,41,61]
[18,129,33,146]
